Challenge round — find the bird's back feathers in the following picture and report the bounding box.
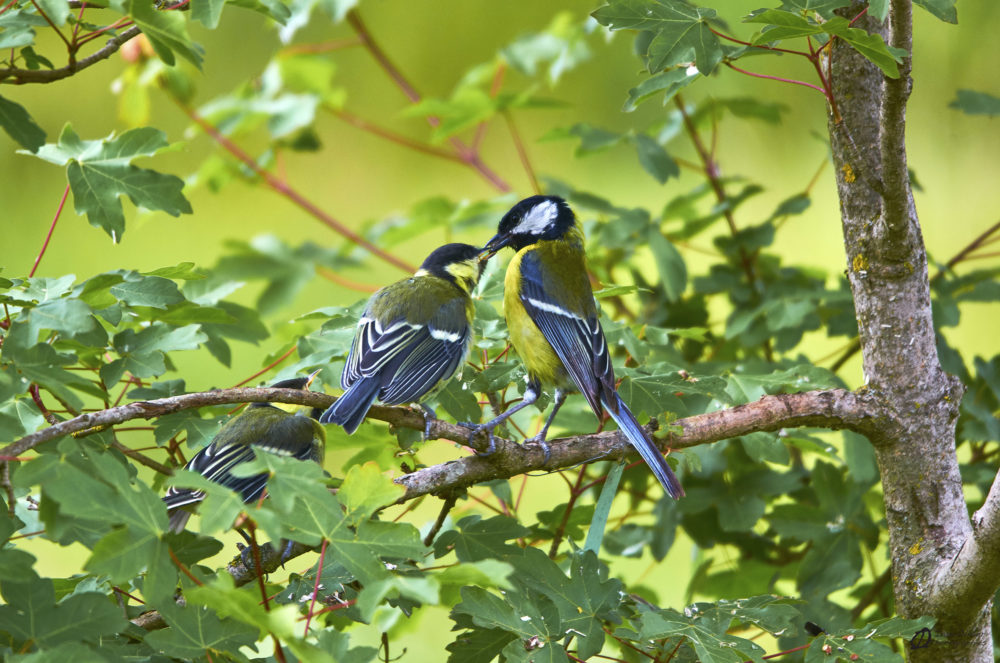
[164,406,325,532]
[322,273,473,429]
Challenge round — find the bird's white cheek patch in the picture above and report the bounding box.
[430,328,462,342]
[515,200,559,235]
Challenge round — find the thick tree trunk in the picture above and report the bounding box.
[828,2,988,660]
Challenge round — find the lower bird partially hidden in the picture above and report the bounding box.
[319,243,483,435]
[472,195,684,499]
[163,375,326,533]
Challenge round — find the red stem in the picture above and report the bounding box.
[502,110,540,195]
[317,266,379,293]
[345,9,511,193]
[280,37,363,55]
[29,183,70,277]
[329,108,462,163]
[70,1,87,41]
[231,345,298,388]
[179,104,416,273]
[76,18,133,47]
[759,643,811,660]
[724,62,827,95]
[246,521,271,610]
[708,26,810,57]
[169,547,204,586]
[303,539,328,636]
[847,6,869,27]
[28,0,71,50]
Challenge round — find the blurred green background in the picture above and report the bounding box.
[2,0,998,656]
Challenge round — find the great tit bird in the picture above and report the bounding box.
[163,375,326,533]
[319,243,483,434]
[474,195,684,499]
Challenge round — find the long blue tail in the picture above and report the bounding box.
[319,378,379,434]
[604,392,684,499]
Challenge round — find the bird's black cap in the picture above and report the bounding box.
[420,243,482,270]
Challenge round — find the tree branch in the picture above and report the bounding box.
[114,386,877,632]
[0,26,141,84]
[878,0,914,258]
[7,384,876,491]
[931,469,1000,628]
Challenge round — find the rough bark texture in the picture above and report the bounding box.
[828,2,987,659]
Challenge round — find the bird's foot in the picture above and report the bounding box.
[236,542,256,571]
[523,433,551,464]
[458,422,497,456]
[418,404,438,440]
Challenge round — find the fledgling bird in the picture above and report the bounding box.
[472,195,684,499]
[319,243,483,434]
[163,375,326,533]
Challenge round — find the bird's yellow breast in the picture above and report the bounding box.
[504,247,569,387]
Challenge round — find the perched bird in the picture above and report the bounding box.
[473,195,684,498]
[319,243,483,434]
[163,374,326,533]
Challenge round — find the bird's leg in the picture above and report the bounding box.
[523,389,566,464]
[278,539,295,566]
[417,403,438,440]
[460,383,540,456]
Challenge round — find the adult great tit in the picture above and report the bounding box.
[474,195,684,499]
[163,375,326,533]
[319,243,483,434]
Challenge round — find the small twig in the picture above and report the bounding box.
[329,108,462,162]
[28,0,71,50]
[502,110,540,195]
[246,521,270,608]
[345,8,510,193]
[0,25,141,83]
[231,345,299,388]
[850,568,892,619]
[1,461,14,517]
[169,547,204,586]
[760,643,811,660]
[74,17,134,49]
[548,467,588,558]
[937,220,1000,275]
[303,538,328,636]
[423,493,459,546]
[28,183,69,279]
[279,38,362,55]
[177,102,415,274]
[29,384,60,426]
[110,440,173,475]
[316,266,380,293]
[472,63,507,151]
[674,94,773,361]
[708,26,809,57]
[725,62,827,95]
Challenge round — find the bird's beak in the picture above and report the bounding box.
[304,369,322,390]
[479,232,511,262]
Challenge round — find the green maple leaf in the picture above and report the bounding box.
[26,124,192,241]
[592,0,722,75]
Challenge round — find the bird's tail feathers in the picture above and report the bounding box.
[605,392,684,499]
[168,508,192,534]
[319,378,379,434]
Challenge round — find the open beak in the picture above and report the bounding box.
[479,232,512,262]
[304,368,322,390]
